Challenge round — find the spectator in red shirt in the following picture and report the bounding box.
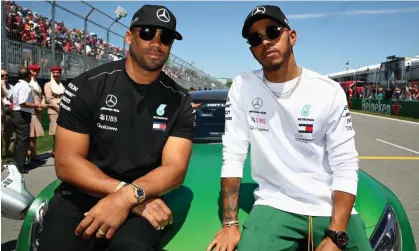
[22,17,31,32]
[22,30,36,43]
[412,85,419,100]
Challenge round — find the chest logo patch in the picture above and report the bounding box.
[156,104,167,116]
[301,104,310,117]
[252,98,263,110]
[105,94,117,108]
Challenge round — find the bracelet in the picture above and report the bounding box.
[222,220,239,227]
[114,181,126,192]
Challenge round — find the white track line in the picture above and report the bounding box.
[351,112,419,125]
[376,139,419,155]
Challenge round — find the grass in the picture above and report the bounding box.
[352,110,419,123]
[35,133,54,154]
[2,133,54,162]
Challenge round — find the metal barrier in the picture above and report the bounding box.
[165,54,222,89]
[1,0,224,89]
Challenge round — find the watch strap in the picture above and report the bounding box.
[129,183,141,190]
[222,220,239,227]
[324,229,347,250]
[114,181,126,192]
[128,183,146,204]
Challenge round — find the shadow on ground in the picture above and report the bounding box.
[2,152,53,172]
[1,240,17,251]
[24,153,52,171]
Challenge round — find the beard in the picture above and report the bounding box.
[251,44,292,72]
[130,46,169,72]
[260,60,282,71]
[251,50,283,72]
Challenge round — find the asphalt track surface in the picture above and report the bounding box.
[2,113,419,250]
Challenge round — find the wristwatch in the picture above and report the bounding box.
[324,229,348,250]
[126,183,146,205]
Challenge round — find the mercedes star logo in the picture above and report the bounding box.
[252,6,266,16]
[105,94,117,108]
[252,98,263,110]
[156,8,170,23]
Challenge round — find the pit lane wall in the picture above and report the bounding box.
[349,99,419,119]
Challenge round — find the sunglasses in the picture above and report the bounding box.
[136,27,175,46]
[247,25,285,47]
[1,74,8,78]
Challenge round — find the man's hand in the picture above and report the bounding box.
[131,198,173,231]
[315,237,341,251]
[50,103,60,113]
[75,187,136,240]
[206,226,241,251]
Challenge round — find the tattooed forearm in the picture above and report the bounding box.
[221,177,241,222]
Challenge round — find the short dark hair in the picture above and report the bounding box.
[18,67,31,80]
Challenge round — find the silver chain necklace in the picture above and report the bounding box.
[263,67,303,99]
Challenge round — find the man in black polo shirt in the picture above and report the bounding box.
[38,5,195,251]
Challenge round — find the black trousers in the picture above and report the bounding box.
[10,111,31,172]
[38,191,162,251]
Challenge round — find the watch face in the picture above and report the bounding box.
[135,188,144,198]
[336,232,348,246]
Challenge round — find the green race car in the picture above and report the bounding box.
[16,90,416,251]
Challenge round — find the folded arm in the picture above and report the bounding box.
[54,126,121,198]
[56,84,195,203]
[52,76,118,198]
[131,95,196,198]
[131,136,192,199]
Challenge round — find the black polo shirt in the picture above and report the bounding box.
[57,59,195,187]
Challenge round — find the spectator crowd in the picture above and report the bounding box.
[5,1,127,62]
[4,1,223,90]
[344,82,419,101]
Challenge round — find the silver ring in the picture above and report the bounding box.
[97,229,105,236]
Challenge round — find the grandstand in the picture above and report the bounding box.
[327,55,419,87]
[326,55,419,100]
[1,1,224,90]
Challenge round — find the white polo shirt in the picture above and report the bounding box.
[221,67,359,216]
[11,80,34,114]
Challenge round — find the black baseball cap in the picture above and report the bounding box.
[242,5,291,39]
[130,5,182,40]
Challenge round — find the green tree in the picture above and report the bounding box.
[226,78,233,88]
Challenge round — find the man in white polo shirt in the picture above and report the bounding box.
[207,5,372,251]
[10,67,49,173]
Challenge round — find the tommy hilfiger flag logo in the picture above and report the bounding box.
[298,124,313,133]
[153,122,167,131]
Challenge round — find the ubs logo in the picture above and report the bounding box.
[99,114,118,123]
[252,98,263,110]
[251,117,266,124]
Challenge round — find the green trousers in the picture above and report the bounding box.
[237,205,373,251]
